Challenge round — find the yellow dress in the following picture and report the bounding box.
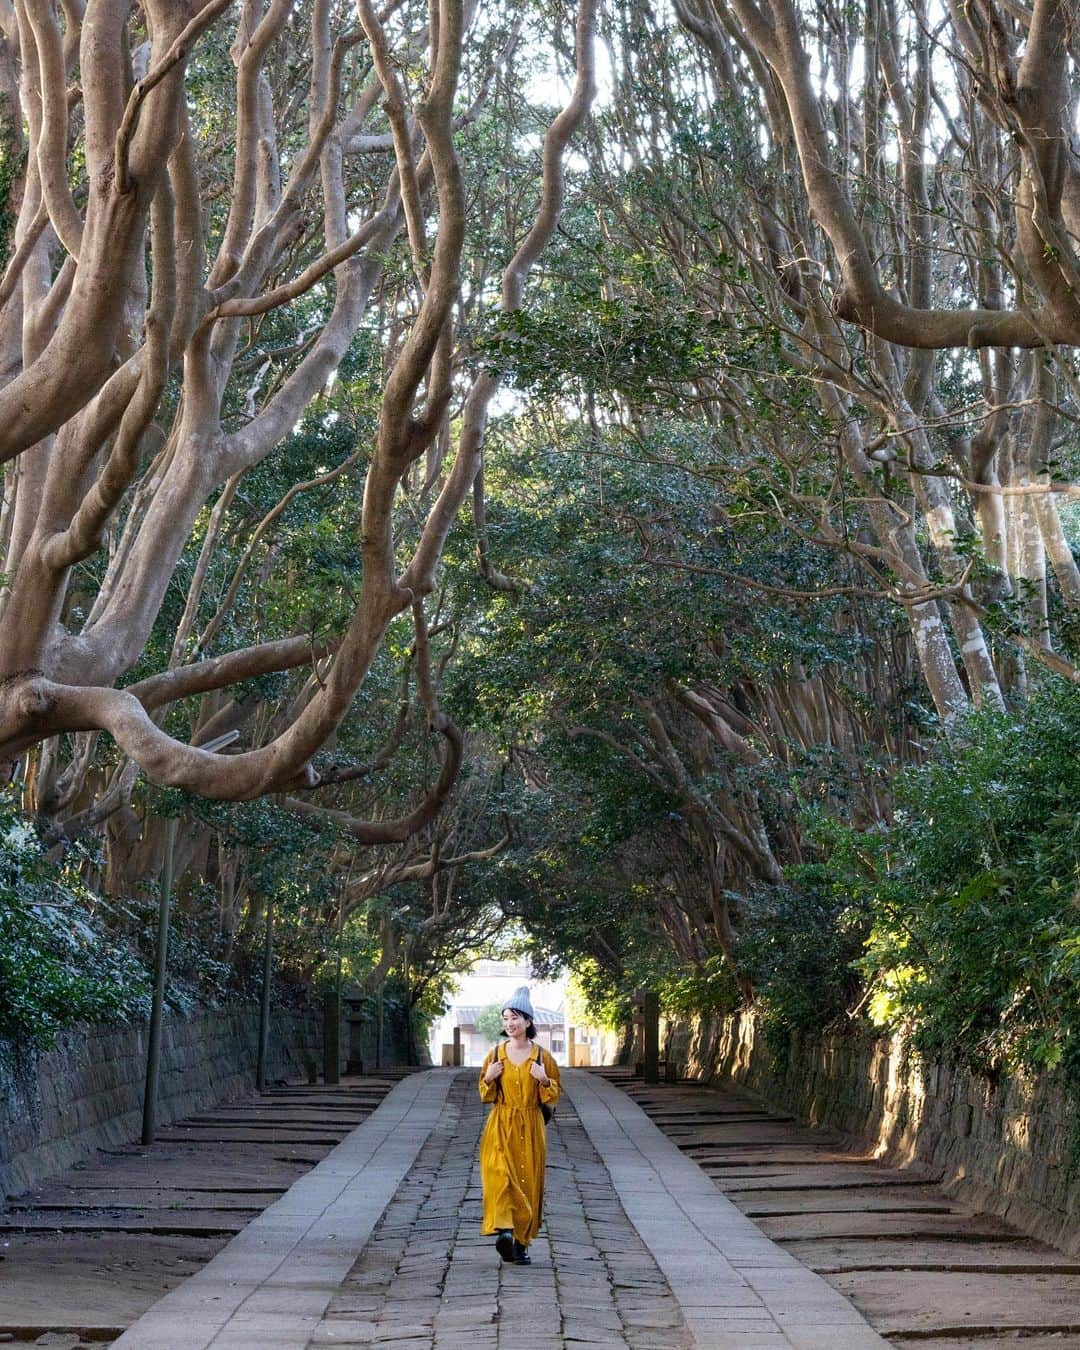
[478,1043,562,1245]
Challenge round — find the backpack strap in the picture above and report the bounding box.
[493,1039,507,1101]
[535,1045,555,1124]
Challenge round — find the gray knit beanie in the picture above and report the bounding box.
[502,986,536,1021]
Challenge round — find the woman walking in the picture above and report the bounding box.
[478,987,561,1265]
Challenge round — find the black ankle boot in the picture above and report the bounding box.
[512,1240,531,1265]
[495,1229,514,1262]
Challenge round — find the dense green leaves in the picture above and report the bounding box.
[0,809,149,1046]
[736,870,870,1037]
[811,683,1080,1083]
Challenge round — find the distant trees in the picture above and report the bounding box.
[446,427,917,1002]
[475,1003,504,1043]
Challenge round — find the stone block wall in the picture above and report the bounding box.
[665,1011,1080,1255]
[0,1007,324,1201]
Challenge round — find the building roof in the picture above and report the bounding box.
[454,1005,563,1028]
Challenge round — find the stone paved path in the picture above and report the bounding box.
[307,1072,692,1349]
[107,1069,890,1348]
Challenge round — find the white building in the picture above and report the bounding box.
[427,957,610,1067]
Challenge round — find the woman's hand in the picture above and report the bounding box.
[484,1059,504,1084]
[528,1059,550,1085]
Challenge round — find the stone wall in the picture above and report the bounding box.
[665,1011,1080,1255]
[343,1008,414,1072]
[0,1007,324,1201]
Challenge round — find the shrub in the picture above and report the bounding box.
[0,811,150,1047]
[821,681,1080,1083]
